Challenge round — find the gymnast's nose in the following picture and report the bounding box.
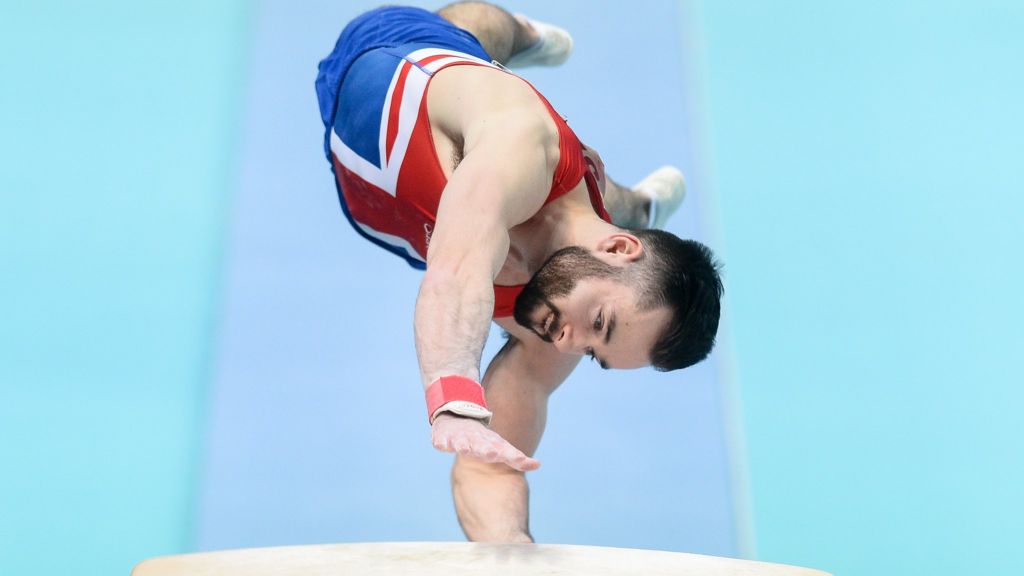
[552,321,581,355]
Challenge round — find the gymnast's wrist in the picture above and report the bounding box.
[431,412,479,424]
[425,375,493,425]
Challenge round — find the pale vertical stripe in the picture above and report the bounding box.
[384,64,431,193]
[377,59,409,189]
[682,0,755,559]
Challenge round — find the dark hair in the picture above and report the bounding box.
[631,230,723,371]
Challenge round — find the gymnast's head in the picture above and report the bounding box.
[513,229,723,371]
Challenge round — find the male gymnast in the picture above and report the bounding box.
[315,1,723,542]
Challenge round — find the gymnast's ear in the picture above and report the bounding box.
[594,233,644,264]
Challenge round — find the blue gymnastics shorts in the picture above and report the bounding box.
[315,6,491,158]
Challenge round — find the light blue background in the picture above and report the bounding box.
[700,2,1024,574]
[1,1,247,574]
[2,1,1022,575]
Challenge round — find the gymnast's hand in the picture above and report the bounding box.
[430,413,540,472]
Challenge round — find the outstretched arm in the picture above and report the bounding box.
[416,69,561,470]
[451,321,581,542]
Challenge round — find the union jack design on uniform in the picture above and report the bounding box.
[329,46,498,270]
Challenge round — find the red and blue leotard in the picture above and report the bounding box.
[318,9,609,317]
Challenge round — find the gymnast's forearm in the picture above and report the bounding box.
[451,457,534,543]
[414,264,495,387]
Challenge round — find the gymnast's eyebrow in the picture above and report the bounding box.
[594,314,614,369]
[604,313,616,346]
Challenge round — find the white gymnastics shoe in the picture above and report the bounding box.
[505,16,573,68]
[634,166,687,229]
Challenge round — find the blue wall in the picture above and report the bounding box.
[698,1,1024,574]
[0,2,247,574]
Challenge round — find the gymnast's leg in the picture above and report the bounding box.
[436,1,572,67]
[603,168,687,230]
